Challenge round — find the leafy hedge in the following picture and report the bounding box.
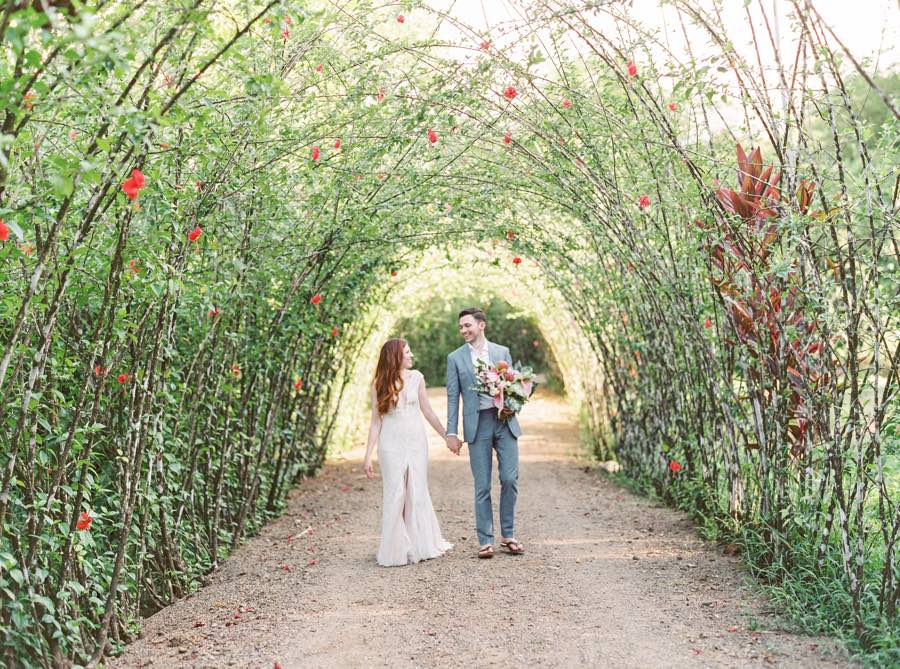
[1,1,897,666]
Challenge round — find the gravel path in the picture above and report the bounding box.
[110,389,853,668]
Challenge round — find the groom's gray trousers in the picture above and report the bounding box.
[469,409,519,546]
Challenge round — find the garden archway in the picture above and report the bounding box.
[1,1,896,665]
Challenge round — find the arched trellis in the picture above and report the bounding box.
[0,1,895,664]
[328,244,605,456]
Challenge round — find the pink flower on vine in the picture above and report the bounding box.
[512,256,522,266]
[669,460,682,473]
[504,131,511,145]
[397,14,405,23]
[668,102,678,111]
[480,41,491,50]
[311,145,320,160]
[627,61,638,77]
[561,98,572,109]
[333,138,341,150]
[503,86,517,101]
[427,128,438,144]
[0,220,8,241]
[638,195,650,209]
[310,294,322,305]
[117,373,128,384]
[76,512,93,531]
[188,225,202,242]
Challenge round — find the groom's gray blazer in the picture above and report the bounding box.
[446,342,522,443]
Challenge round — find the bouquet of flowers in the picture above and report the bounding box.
[471,358,537,420]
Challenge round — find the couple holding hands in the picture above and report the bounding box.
[363,307,526,565]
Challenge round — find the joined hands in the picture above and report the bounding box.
[445,434,462,455]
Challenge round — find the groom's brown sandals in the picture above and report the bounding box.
[500,539,525,555]
[477,545,494,559]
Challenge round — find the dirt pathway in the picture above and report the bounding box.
[111,390,852,668]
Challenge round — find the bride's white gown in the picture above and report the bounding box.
[376,370,452,566]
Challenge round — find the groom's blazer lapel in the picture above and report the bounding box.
[459,344,475,378]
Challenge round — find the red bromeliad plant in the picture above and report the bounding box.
[699,145,830,457]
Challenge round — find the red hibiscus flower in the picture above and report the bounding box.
[627,60,638,77]
[669,460,682,473]
[668,102,678,111]
[496,361,509,371]
[504,131,511,145]
[282,28,289,40]
[117,373,128,384]
[397,14,405,23]
[23,91,35,110]
[427,128,438,144]
[230,364,240,377]
[315,63,323,72]
[503,86,517,101]
[311,145,320,160]
[561,98,572,109]
[122,169,146,200]
[506,230,516,241]
[20,243,33,256]
[390,270,398,277]
[704,318,712,329]
[480,41,491,50]
[129,259,139,274]
[188,225,202,242]
[310,294,322,305]
[294,378,303,391]
[512,256,522,265]
[331,326,339,337]
[94,365,105,378]
[638,195,650,209]
[76,511,93,531]
[0,219,8,241]
[333,138,341,150]
[209,307,220,317]
[376,87,385,102]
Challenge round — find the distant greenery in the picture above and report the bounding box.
[394,296,564,393]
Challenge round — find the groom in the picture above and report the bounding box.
[445,307,525,559]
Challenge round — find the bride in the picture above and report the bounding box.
[363,338,453,566]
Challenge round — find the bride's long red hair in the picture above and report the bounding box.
[374,338,406,415]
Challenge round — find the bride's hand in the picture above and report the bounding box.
[363,458,375,479]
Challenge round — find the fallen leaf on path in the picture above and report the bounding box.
[727,626,738,632]
[691,648,702,655]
